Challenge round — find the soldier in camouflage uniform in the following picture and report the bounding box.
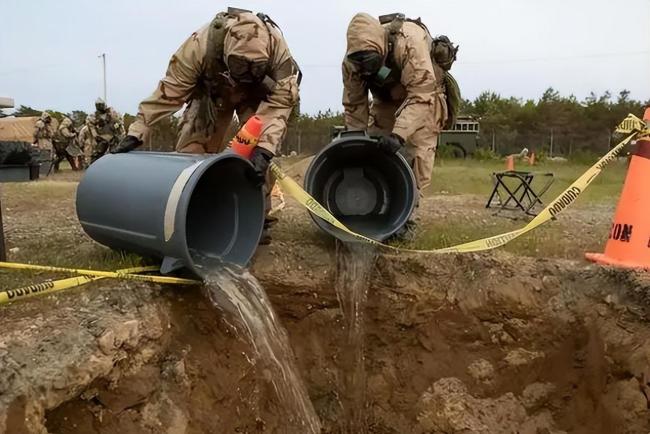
[77,114,96,169]
[33,111,55,152]
[342,13,458,194]
[52,116,79,171]
[112,8,301,244]
[90,98,124,163]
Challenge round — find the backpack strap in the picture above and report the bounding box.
[381,13,404,60]
[203,12,229,83]
[257,12,303,85]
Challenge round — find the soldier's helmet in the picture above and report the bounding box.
[432,35,459,71]
[61,117,72,127]
[86,114,96,125]
[40,111,51,122]
[95,98,107,112]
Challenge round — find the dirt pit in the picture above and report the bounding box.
[2,246,650,433]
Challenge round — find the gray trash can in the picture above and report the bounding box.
[76,151,264,276]
[304,131,417,241]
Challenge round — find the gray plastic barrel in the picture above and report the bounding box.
[76,151,264,276]
[304,131,417,241]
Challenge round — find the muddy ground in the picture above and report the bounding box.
[1,166,650,433]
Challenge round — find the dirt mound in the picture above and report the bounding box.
[2,247,650,433]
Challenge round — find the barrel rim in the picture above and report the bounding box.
[304,131,417,241]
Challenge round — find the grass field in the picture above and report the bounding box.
[427,158,627,204]
[414,157,627,257]
[0,156,629,289]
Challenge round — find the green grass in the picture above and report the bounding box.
[1,178,153,289]
[411,158,625,258]
[406,218,607,259]
[427,159,627,206]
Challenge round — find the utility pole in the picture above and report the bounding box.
[99,53,107,102]
[608,132,612,150]
[297,130,302,155]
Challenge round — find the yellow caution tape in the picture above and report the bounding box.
[271,130,638,254]
[0,261,200,286]
[615,113,647,135]
[0,265,159,305]
[0,113,642,297]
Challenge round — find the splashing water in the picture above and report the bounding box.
[196,257,321,433]
[335,241,377,434]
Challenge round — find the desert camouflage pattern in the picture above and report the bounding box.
[55,117,76,145]
[33,113,55,152]
[127,11,300,155]
[342,13,448,191]
[78,117,96,165]
[91,106,124,162]
[51,117,79,170]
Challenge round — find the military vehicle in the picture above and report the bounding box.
[437,116,480,158]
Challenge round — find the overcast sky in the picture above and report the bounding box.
[1,0,649,115]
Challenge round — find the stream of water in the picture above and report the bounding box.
[196,259,321,433]
[334,241,377,434]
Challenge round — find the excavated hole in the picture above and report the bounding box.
[6,253,650,434]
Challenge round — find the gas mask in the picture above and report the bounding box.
[347,50,392,83]
[227,55,268,84]
[347,50,384,77]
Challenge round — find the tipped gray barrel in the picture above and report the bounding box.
[76,151,264,276]
[304,131,417,241]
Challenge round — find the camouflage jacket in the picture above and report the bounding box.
[34,120,54,140]
[127,11,300,154]
[93,109,124,142]
[55,123,76,143]
[77,124,96,150]
[33,120,55,150]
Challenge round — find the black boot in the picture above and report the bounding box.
[259,217,278,245]
[388,219,417,243]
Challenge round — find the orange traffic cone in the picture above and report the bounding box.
[585,108,650,269]
[506,155,515,171]
[229,115,263,159]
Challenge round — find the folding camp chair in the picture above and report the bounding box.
[486,170,554,216]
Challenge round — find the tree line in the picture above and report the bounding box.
[9,88,648,158]
[461,88,647,158]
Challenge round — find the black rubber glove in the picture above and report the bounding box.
[111,135,142,154]
[376,133,404,154]
[249,147,274,186]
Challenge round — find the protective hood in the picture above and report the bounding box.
[224,12,270,63]
[346,13,386,57]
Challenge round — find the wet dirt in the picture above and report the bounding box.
[1,168,650,433]
[2,248,650,433]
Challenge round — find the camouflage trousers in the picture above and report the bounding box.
[52,140,79,171]
[368,96,446,193]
